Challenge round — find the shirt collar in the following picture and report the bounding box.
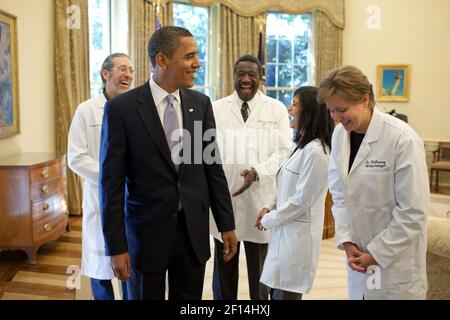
[233,90,263,112]
[102,88,110,101]
[149,77,181,105]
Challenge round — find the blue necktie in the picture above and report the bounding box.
[164,95,181,168]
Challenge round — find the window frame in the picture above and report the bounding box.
[173,1,215,99]
[88,0,129,97]
[264,11,315,106]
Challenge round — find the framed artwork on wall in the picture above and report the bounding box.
[377,64,410,102]
[0,9,20,138]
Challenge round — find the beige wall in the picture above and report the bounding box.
[0,0,54,159]
[343,0,450,141]
[0,0,449,160]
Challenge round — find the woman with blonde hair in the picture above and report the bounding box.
[318,65,429,300]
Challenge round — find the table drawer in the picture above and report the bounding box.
[31,178,65,203]
[30,161,62,185]
[32,195,67,222]
[33,212,67,244]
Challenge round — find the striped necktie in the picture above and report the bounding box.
[241,101,249,122]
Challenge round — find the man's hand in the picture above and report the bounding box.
[343,242,366,273]
[221,230,238,262]
[231,168,257,197]
[111,252,131,281]
[348,252,378,271]
[255,207,270,231]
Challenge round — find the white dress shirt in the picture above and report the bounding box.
[149,77,183,136]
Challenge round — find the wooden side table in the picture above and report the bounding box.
[0,153,69,264]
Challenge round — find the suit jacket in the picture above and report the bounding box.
[99,82,235,272]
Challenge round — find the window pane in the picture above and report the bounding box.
[197,36,207,61]
[266,90,278,100]
[278,64,292,87]
[279,90,293,107]
[196,64,206,86]
[294,65,308,87]
[294,38,309,66]
[88,0,111,97]
[173,4,208,35]
[173,3,209,88]
[266,64,276,87]
[265,12,312,95]
[266,35,277,63]
[278,37,292,65]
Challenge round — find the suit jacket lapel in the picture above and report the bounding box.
[135,83,177,174]
[349,141,371,176]
[178,89,196,177]
[230,92,245,125]
[348,108,382,176]
[245,93,262,125]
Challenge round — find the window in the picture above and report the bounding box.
[172,7,313,105]
[265,13,313,106]
[88,2,313,103]
[173,2,211,97]
[88,0,128,97]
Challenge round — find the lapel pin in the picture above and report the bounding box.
[188,108,194,113]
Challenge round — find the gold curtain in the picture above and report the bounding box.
[315,10,343,84]
[54,0,90,215]
[218,5,259,98]
[128,0,173,87]
[191,0,344,28]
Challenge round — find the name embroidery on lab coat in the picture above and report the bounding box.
[364,160,388,169]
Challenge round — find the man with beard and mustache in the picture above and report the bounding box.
[68,53,134,300]
[211,55,292,300]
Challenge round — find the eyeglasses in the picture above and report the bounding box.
[113,65,135,74]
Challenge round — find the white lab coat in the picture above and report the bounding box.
[329,107,429,300]
[210,91,292,243]
[259,140,329,294]
[68,94,115,279]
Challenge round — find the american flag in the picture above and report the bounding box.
[257,30,266,89]
[155,14,161,30]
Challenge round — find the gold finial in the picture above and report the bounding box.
[256,14,266,32]
[154,0,162,14]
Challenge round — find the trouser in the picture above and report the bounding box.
[213,239,268,300]
[126,268,143,300]
[269,288,303,300]
[141,210,206,300]
[90,278,128,300]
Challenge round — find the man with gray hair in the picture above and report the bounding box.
[68,53,134,299]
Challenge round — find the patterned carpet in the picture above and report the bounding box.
[0,215,349,300]
[2,189,449,300]
[0,218,82,300]
[203,238,348,300]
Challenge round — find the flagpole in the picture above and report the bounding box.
[154,0,162,30]
[256,14,267,93]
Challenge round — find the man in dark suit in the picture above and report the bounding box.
[99,26,238,300]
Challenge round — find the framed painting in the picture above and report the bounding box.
[377,64,410,102]
[0,9,20,138]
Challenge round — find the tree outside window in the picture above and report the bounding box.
[88,0,111,97]
[88,0,128,97]
[173,3,210,96]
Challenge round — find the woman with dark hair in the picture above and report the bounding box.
[255,86,334,300]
